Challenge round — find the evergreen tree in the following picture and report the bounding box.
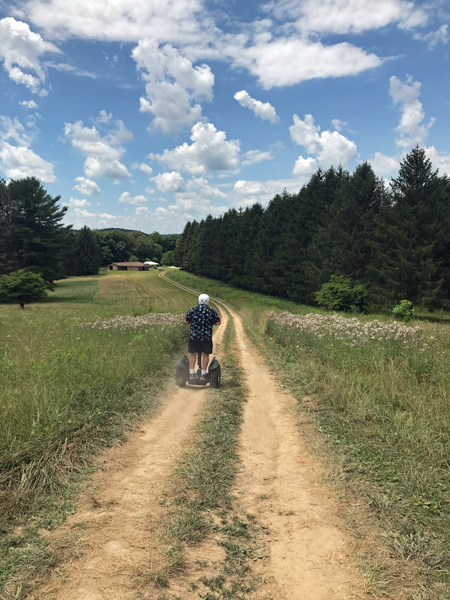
[0,179,20,274]
[7,177,70,283]
[371,146,449,308]
[73,226,101,275]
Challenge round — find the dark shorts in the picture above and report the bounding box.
[188,338,213,355]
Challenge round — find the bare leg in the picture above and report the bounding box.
[189,353,197,370]
[202,353,210,371]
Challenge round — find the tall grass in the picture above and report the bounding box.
[0,309,187,521]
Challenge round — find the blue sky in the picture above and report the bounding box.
[0,0,449,234]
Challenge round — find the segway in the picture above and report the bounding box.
[175,351,221,388]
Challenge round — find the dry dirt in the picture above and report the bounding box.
[28,281,366,600]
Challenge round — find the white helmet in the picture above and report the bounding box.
[198,294,210,305]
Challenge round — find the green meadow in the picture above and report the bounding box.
[0,270,195,521]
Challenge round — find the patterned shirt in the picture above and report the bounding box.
[185,305,220,341]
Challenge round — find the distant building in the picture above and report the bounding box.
[108,262,149,271]
[143,261,159,266]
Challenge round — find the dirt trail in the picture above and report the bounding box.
[31,308,228,600]
[229,306,363,599]
[160,276,364,598]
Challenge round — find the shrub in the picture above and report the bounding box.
[314,275,367,312]
[0,270,48,307]
[392,299,414,323]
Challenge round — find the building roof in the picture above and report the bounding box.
[111,262,146,267]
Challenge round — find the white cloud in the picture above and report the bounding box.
[368,152,399,178]
[264,0,427,34]
[389,75,434,148]
[73,176,101,195]
[136,206,149,215]
[118,191,148,205]
[45,61,97,78]
[332,119,346,132]
[290,114,358,169]
[65,197,90,207]
[0,17,60,95]
[234,90,278,123]
[74,207,96,218]
[230,37,382,89]
[292,155,318,176]
[242,150,274,166]
[0,115,55,182]
[93,110,112,124]
[186,177,226,198]
[154,171,186,192]
[425,146,450,177]
[64,117,132,179]
[0,144,56,182]
[19,0,205,44]
[132,39,214,135]
[152,122,240,175]
[414,24,449,49]
[20,100,38,109]
[234,180,266,195]
[131,162,153,175]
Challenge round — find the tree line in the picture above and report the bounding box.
[175,147,450,310]
[0,177,178,284]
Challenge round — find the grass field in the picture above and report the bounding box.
[165,269,450,599]
[0,270,197,598]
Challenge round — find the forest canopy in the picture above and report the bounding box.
[175,147,450,310]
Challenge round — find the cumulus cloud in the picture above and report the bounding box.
[18,0,205,44]
[152,122,240,175]
[132,39,214,135]
[368,152,400,178]
[290,114,358,169]
[242,150,274,166]
[65,197,90,207]
[131,162,153,175]
[263,0,427,34]
[20,100,38,109]
[64,114,132,179]
[0,17,60,95]
[154,171,186,192]
[73,176,101,195]
[230,37,382,89]
[234,90,278,123]
[0,115,55,182]
[118,191,148,205]
[389,75,434,148]
[292,156,318,176]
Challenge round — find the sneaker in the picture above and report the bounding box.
[189,373,196,381]
[199,374,206,382]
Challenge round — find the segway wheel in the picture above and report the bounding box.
[176,366,187,387]
[210,366,221,389]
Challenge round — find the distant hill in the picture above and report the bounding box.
[98,228,179,237]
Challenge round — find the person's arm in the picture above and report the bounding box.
[184,319,190,324]
[213,319,221,326]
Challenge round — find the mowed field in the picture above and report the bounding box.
[43,269,196,312]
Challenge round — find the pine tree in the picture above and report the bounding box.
[370,146,448,308]
[73,226,101,276]
[7,177,70,283]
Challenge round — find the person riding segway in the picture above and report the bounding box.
[175,294,221,387]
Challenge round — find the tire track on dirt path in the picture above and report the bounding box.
[160,275,365,599]
[228,307,364,599]
[28,307,228,600]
